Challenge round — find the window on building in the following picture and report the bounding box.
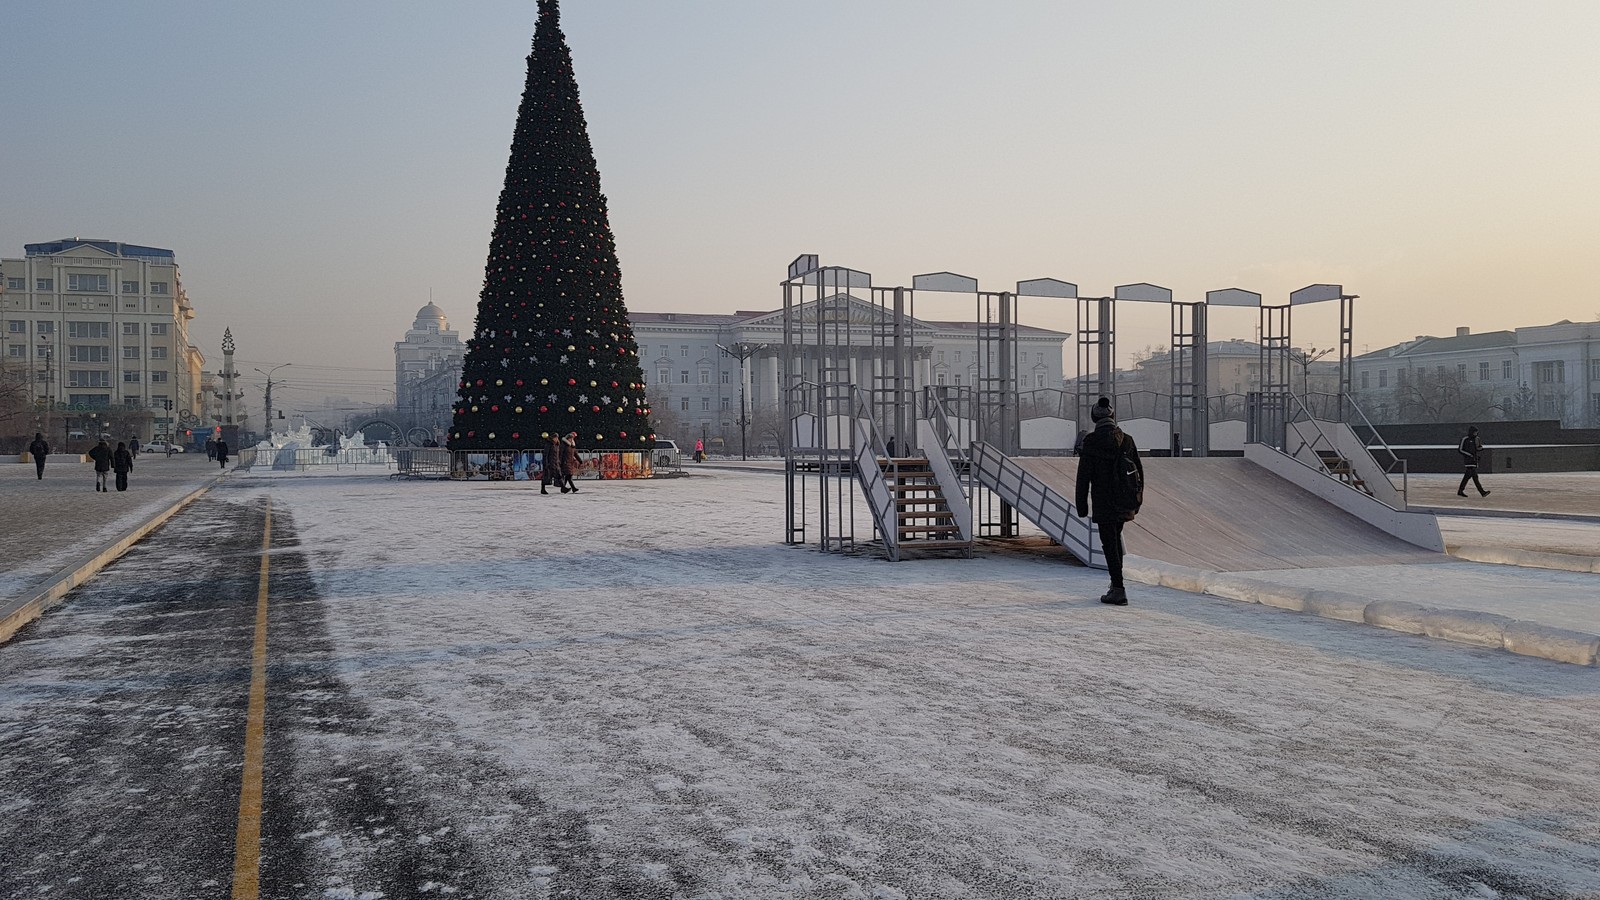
[1502,360,1513,379]
[36,278,54,291]
[150,282,169,294]
[36,321,54,334]
[1397,369,1409,386]
[123,371,142,383]
[5,320,23,334]
[68,274,109,292]
[657,368,668,384]
[150,323,168,335]
[1592,393,1600,419]
[954,350,962,363]
[68,371,110,388]
[124,395,141,407]
[150,346,168,360]
[1457,363,1466,378]
[720,371,730,385]
[937,373,946,385]
[1360,370,1370,389]
[1378,370,1388,388]
[5,277,23,290]
[699,369,710,384]
[67,321,110,339]
[122,280,139,293]
[679,370,689,384]
[123,346,140,359]
[1480,362,1490,381]
[1534,361,1565,384]
[954,375,963,386]
[680,397,689,410]
[680,345,688,357]
[7,344,24,358]
[37,346,51,358]
[701,397,710,411]
[1036,373,1045,387]
[68,393,110,406]
[1590,360,1600,382]
[721,397,731,409]
[937,351,945,364]
[123,322,141,336]
[68,345,109,363]
[150,371,168,383]
[151,394,169,407]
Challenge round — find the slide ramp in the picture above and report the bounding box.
[1005,456,1442,572]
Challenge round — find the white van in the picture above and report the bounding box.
[652,439,681,467]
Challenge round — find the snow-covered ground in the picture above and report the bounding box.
[215,467,1600,898]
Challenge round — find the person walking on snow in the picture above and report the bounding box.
[113,441,134,492]
[215,439,230,469]
[541,433,563,494]
[28,432,49,480]
[1075,397,1144,606]
[1457,425,1490,498]
[89,439,113,492]
[129,437,140,467]
[561,433,582,493]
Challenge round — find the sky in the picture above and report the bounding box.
[3,0,1597,412]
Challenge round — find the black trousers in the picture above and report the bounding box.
[115,471,129,492]
[34,457,45,479]
[1098,520,1126,588]
[1459,467,1486,495]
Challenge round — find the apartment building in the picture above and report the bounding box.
[394,301,464,436]
[1,239,204,440]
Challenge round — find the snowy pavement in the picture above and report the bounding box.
[9,468,1599,898]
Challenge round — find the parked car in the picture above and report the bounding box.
[652,439,681,468]
[146,440,185,454]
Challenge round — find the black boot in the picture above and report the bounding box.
[1480,490,1491,497]
[1099,586,1128,606]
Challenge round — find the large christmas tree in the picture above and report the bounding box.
[450,0,653,451]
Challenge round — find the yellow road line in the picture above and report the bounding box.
[231,497,272,900]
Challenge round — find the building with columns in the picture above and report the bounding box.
[1,239,205,442]
[631,296,1068,451]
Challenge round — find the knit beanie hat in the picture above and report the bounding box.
[1090,397,1115,422]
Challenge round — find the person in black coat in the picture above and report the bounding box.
[113,441,134,492]
[28,432,49,480]
[215,439,230,469]
[1074,397,1144,606]
[1457,426,1489,498]
[541,434,563,495]
[89,439,113,492]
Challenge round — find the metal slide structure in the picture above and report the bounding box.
[970,442,1103,569]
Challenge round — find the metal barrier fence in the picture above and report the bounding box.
[235,446,655,480]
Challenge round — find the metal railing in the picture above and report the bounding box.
[235,446,653,479]
[970,441,1100,568]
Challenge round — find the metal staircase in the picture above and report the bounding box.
[878,455,972,558]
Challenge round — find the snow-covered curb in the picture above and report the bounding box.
[1124,557,1600,667]
[1449,544,1600,574]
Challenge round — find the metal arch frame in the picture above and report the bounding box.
[1252,284,1358,449]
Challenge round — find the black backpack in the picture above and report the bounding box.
[1110,433,1143,519]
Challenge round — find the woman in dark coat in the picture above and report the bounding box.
[113,441,134,492]
[1074,397,1143,606]
[560,434,581,493]
[540,434,563,495]
[215,439,230,469]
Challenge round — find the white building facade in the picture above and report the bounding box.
[1,239,205,441]
[394,302,464,434]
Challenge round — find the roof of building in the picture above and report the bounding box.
[24,239,175,260]
[1357,330,1514,359]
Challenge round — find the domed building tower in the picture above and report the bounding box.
[395,302,464,427]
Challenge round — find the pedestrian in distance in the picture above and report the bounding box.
[694,437,705,462]
[541,433,563,494]
[215,439,230,470]
[885,436,898,459]
[205,436,216,460]
[129,437,141,465]
[89,439,113,492]
[28,432,49,480]
[561,433,582,493]
[1457,425,1490,498]
[113,441,134,492]
[1074,397,1144,606]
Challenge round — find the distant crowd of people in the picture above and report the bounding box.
[25,431,235,491]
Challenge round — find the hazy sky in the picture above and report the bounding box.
[3,0,1597,410]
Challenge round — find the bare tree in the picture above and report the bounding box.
[1392,369,1497,423]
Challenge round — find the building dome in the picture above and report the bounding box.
[413,302,449,332]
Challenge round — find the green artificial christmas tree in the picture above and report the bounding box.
[451,0,653,451]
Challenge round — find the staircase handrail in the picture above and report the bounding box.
[920,387,966,469]
[849,385,900,557]
[970,441,1101,568]
[1293,390,1410,503]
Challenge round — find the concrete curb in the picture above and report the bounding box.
[1448,544,1600,574]
[1123,557,1600,667]
[0,481,216,644]
[1413,505,1600,524]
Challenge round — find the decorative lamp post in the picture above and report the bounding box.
[717,342,767,460]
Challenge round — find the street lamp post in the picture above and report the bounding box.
[716,342,767,461]
[254,363,292,437]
